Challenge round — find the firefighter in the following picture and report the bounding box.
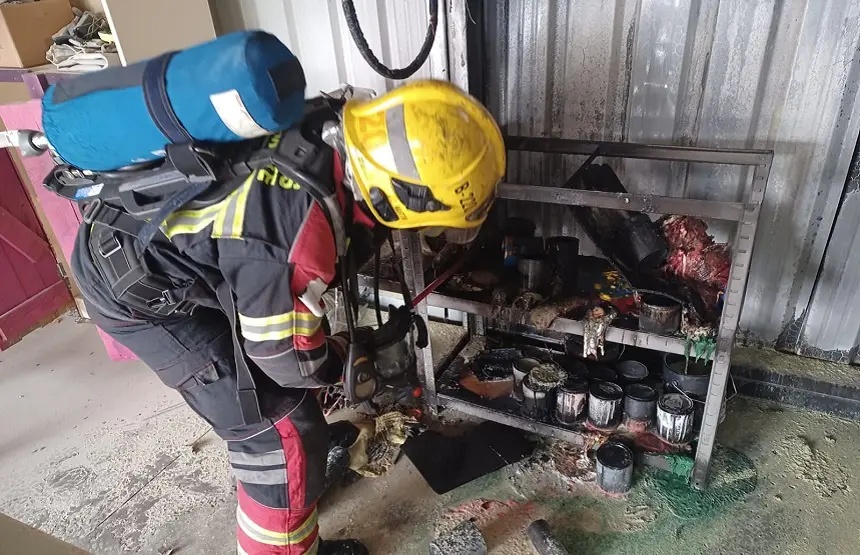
[70,80,505,555]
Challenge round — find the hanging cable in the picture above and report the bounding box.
[340,0,439,80]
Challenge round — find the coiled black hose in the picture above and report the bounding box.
[340,0,438,80]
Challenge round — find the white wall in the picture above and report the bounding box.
[102,0,216,65]
[209,0,446,96]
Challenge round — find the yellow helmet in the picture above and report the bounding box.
[342,80,505,231]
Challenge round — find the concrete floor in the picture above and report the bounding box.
[1,317,859,554]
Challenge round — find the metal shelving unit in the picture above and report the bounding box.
[401,137,773,490]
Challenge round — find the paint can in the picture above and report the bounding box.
[596,440,634,494]
[623,383,657,423]
[619,214,668,271]
[616,360,649,383]
[555,376,589,425]
[587,364,618,384]
[639,293,681,334]
[587,381,624,429]
[663,354,727,424]
[522,376,552,420]
[529,362,568,389]
[502,217,538,267]
[512,357,540,402]
[662,353,711,398]
[518,255,550,295]
[657,393,695,445]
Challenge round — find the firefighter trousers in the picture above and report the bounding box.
[95,306,329,555]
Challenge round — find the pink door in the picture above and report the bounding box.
[0,100,136,359]
[0,148,71,349]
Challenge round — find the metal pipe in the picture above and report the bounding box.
[0,129,48,157]
[526,520,569,555]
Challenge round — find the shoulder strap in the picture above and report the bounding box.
[261,129,349,258]
[215,281,263,426]
[82,198,144,235]
[142,51,192,144]
[136,180,211,248]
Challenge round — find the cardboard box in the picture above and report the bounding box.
[0,0,73,68]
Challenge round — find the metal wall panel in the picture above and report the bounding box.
[209,0,445,95]
[484,0,860,349]
[796,139,860,362]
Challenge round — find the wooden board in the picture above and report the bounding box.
[0,513,89,555]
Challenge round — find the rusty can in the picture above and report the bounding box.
[639,293,682,334]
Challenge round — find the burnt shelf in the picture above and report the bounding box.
[424,291,706,359]
[436,336,588,446]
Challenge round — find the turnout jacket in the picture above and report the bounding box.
[72,130,375,391]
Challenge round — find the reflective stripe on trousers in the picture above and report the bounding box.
[229,392,329,555]
[236,484,320,555]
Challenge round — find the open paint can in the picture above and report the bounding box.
[662,353,711,398]
[596,440,634,494]
[623,383,657,423]
[555,376,589,425]
[587,381,624,429]
[512,357,540,402]
[639,293,681,334]
[657,393,695,445]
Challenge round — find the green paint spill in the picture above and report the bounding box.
[644,446,757,520]
[539,446,758,554]
[434,445,757,555]
[665,454,695,478]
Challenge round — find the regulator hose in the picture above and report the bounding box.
[340,0,438,80]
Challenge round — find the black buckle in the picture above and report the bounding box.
[145,289,177,311]
[161,289,177,305]
[173,301,196,316]
[97,235,121,258]
[146,296,168,310]
[82,198,104,224]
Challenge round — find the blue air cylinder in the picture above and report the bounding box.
[42,31,306,171]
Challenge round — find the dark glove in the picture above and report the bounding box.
[370,305,429,350]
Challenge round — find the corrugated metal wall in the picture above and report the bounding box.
[793,138,860,362]
[483,0,860,351]
[209,0,445,95]
[209,0,860,359]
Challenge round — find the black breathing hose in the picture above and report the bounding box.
[340,0,439,80]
